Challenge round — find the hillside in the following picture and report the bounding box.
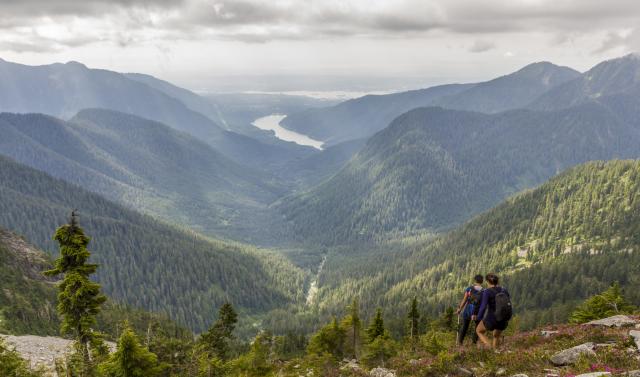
[278,97,640,245]
[0,109,294,244]
[0,155,307,332]
[311,161,640,330]
[280,62,579,145]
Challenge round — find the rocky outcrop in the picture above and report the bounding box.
[574,373,611,377]
[370,367,396,377]
[550,342,596,366]
[585,315,638,328]
[630,330,640,351]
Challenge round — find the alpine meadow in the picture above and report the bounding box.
[1,1,640,376]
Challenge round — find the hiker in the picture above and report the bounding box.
[474,273,512,350]
[455,274,484,346]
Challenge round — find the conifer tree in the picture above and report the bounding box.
[307,317,346,359]
[99,324,163,377]
[200,302,238,361]
[407,297,420,342]
[366,308,385,343]
[44,211,106,374]
[570,282,636,323]
[341,299,361,360]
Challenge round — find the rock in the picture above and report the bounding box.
[630,330,640,351]
[370,367,396,377]
[496,368,507,376]
[585,315,637,327]
[574,373,611,377]
[457,367,474,376]
[541,330,559,337]
[627,371,640,377]
[340,359,361,372]
[511,374,528,377]
[550,343,596,366]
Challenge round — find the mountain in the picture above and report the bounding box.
[530,53,640,110]
[435,62,580,113]
[0,155,307,332]
[312,161,640,330]
[280,62,579,145]
[278,98,640,245]
[280,84,472,145]
[0,58,315,171]
[0,109,292,244]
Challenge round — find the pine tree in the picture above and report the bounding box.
[569,282,636,324]
[44,211,107,374]
[407,297,420,341]
[307,317,346,359]
[366,308,385,343]
[99,324,164,377]
[341,299,361,360]
[200,302,238,361]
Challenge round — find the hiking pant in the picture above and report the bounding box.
[457,317,479,344]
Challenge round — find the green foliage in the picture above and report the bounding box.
[569,282,636,324]
[45,212,107,370]
[0,339,44,377]
[200,302,238,361]
[366,308,385,343]
[407,298,420,342]
[228,331,276,377]
[98,324,164,377]
[307,318,346,359]
[0,155,307,332]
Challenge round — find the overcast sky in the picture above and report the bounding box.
[1,0,639,92]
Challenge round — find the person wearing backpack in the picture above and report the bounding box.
[474,273,512,350]
[455,274,484,346]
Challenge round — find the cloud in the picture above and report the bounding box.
[469,40,495,53]
[1,0,640,49]
[594,29,640,54]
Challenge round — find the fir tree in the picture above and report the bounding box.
[44,211,107,374]
[341,299,361,360]
[99,324,164,377]
[407,297,420,341]
[366,308,385,343]
[200,302,238,361]
[307,317,346,359]
[570,282,636,324]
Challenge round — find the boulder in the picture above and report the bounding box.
[541,330,559,337]
[585,315,637,327]
[370,367,396,377]
[550,343,596,366]
[574,373,611,377]
[630,330,640,351]
[627,371,640,377]
[340,359,361,372]
[457,367,474,376]
[511,374,529,377]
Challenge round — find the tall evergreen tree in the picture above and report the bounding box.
[44,211,106,374]
[367,308,385,343]
[407,297,420,342]
[341,299,361,360]
[200,302,238,361]
[99,324,163,377]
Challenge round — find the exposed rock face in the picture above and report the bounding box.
[627,370,640,377]
[630,330,640,351]
[550,342,596,366]
[370,367,396,377]
[585,315,638,328]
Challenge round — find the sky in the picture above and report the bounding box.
[1,0,639,92]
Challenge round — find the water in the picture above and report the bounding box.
[251,114,324,150]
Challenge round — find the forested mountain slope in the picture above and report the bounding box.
[280,62,578,145]
[0,155,307,332]
[279,97,640,245]
[0,227,189,339]
[530,53,640,111]
[0,58,313,171]
[0,109,291,244]
[313,161,640,330]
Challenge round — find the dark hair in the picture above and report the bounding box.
[473,274,484,284]
[485,273,499,285]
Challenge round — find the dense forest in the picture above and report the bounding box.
[303,161,640,332]
[0,155,308,332]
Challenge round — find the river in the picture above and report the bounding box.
[251,114,324,150]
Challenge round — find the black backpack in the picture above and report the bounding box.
[492,287,512,322]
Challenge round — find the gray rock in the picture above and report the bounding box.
[511,374,528,377]
[496,368,507,376]
[457,367,474,376]
[585,315,637,327]
[574,373,611,377]
[370,367,396,377]
[627,371,640,377]
[550,343,596,366]
[631,330,640,350]
[541,330,559,337]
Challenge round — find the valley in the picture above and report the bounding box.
[251,114,324,150]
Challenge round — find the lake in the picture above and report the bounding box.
[251,114,324,150]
